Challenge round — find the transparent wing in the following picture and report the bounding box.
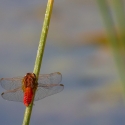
[0,77,23,90]
[0,72,62,90]
[35,72,63,100]
[38,72,62,85]
[1,88,24,102]
[34,84,64,101]
[0,72,63,102]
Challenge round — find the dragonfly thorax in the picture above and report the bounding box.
[23,73,37,89]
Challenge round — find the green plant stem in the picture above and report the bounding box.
[112,0,125,49]
[22,0,54,125]
[97,0,125,85]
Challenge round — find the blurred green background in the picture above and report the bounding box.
[0,0,125,125]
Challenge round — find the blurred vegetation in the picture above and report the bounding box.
[96,0,125,90]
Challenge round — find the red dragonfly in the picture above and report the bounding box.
[0,72,64,106]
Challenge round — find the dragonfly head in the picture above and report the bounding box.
[26,73,36,78]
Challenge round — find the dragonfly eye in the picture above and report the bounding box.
[26,73,30,75]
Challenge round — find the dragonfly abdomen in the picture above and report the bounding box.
[23,87,34,106]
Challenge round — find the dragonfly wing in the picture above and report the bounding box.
[38,72,62,85]
[34,84,64,101]
[0,77,23,90]
[1,88,24,102]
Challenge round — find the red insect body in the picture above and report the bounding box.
[23,73,37,106]
[23,87,34,106]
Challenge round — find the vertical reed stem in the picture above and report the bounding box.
[112,0,125,49]
[22,0,54,125]
[97,0,125,87]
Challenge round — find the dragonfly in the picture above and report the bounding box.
[0,72,64,106]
